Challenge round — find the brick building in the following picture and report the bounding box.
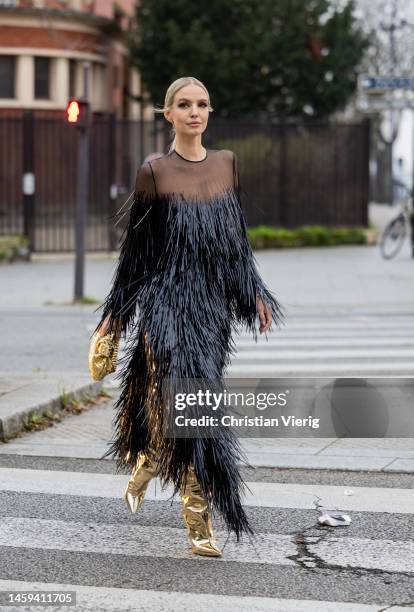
[0,0,145,118]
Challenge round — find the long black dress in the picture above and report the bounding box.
[93,148,286,539]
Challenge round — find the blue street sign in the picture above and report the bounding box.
[362,76,414,90]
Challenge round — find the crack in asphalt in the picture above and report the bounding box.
[378,602,414,612]
[285,494,414,608]
[286,494,330,573]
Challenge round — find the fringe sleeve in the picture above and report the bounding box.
[92,162,158,338]
[230,151,287,337]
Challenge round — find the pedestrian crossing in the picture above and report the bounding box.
[1,312,412,610]
[0,458,413,611]
[227,313,414,376]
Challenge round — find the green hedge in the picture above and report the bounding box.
[0,226,373,260]
[0,235,30,263]
[248,224,370,249]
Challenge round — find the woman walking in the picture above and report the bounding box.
[93,76,286,557]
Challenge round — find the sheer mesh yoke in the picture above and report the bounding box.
[94,145,285,340]
[135,148,238,203]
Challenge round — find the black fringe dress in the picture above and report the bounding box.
[93,148,286,539]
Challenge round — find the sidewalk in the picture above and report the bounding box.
[0,372,102,441]
[1,391,413,473]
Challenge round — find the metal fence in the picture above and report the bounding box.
[0,113,370,253]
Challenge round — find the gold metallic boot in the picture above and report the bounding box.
[180,465,222,557]
[123,450,160,514]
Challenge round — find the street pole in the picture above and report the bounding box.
[411,108,414,257]
[74,62,91,301]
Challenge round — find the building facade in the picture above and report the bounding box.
[0,0,145,118]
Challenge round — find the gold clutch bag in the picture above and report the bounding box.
[88,331,120,381]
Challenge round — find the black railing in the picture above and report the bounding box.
[0,113,370,252]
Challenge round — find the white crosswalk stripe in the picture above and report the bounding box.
[226,314,414,376]
[1,467,414,514]
[0,517,297,566]
[0,580,386,612]
[0,515,413,573]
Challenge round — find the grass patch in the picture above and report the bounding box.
[3,388,113,441]
[43,296,101,307]
[72,296,101,305]
[0,235,30,263]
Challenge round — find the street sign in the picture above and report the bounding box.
[362,76,414,90]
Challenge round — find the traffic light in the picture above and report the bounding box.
[65,98,90,128]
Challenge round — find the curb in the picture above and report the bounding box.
[0,379,104,442]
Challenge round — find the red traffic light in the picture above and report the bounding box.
[65,98,90,127]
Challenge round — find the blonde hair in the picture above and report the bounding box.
[153,77,214,153]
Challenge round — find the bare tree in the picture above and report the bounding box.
[355,0,414,144]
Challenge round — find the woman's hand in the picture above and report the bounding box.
[97,313,121,340]
[256,296,272,333]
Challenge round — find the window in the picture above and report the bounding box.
[0,56,15,98]
[34,57,50,99]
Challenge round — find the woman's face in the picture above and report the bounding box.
[165,84,209,138]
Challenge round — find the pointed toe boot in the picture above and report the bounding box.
[180,465,222,557]
[123,450,160,514]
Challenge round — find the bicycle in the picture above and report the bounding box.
[379,180,414,259]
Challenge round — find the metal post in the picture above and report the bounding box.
[22,111,35,253]
[279,116,287,227]
[108,112,117,252]
[411,108,414,257]
[362,117,371,227]
[74,62,91,300]
[140,90,145,162]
